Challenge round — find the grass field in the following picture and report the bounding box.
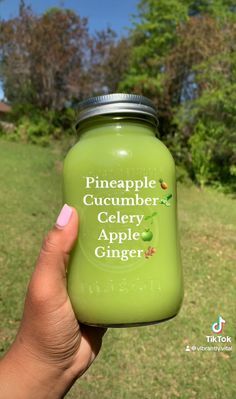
[0,140,235,399]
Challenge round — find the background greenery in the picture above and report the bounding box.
[0,0,235,191]
[0,140,235,398]
[0,1,235,397]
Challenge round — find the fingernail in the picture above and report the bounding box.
[55,204,73,229]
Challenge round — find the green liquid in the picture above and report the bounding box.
[63,118,183,326]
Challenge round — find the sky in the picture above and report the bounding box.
[0,0,139,99]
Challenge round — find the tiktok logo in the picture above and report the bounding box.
[211,315,226,334]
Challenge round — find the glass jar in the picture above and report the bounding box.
[63,93,183,327]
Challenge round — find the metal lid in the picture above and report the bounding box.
[75,93,158,129]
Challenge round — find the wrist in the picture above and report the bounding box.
[0,340,75,399]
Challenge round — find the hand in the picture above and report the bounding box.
[0,204,106,399]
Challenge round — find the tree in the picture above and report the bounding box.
[89,29,131,94]
[0,4,91,109]
[120,0,236,134]
[174,21,236,189]
[0,3,131,109]
[188,0,236,18]
[120,0,236,189]
[163,16,224,129]
[119,0,189,135]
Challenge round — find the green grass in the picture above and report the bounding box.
[0,140,235,399]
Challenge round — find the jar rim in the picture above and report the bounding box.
[75,93,158,129]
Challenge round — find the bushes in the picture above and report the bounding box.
[189,122,235,191]
[2,106,76,146]
[173,85,236,192]
[16,116,52,146]
[1,98,235,192]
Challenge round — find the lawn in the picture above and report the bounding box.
[0,140,235,399]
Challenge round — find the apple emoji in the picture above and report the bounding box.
[141,229,153,241]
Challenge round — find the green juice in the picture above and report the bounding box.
[63,94,183,327]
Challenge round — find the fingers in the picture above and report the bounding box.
[27,204,79,306]
[38,204,79,274]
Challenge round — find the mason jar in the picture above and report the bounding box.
[63,93,183,327]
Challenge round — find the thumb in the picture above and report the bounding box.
[27,204,79,305]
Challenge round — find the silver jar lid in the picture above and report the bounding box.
[75,93,158,129]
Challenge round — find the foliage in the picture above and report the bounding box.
[173,21,236,190]
[0,2,130,109]
[0,0,236,191]
[1,104,77,146]
[120,0,236,191]
[15,116,52,146]
[0,4,90,109]
[89,29,131,94]
[120,0,189,118]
